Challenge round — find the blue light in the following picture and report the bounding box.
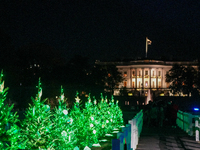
[194,108,199,111]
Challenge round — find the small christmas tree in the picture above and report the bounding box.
[82,94,99,146]
[0,70,20,150]
[20,78,53,149]
[51,86,76,149]
[98,94,113,137]
[70,92,99,149]
[69,92,85,149]
[112,98,124,129]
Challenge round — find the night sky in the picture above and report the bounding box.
[1,0,200,63]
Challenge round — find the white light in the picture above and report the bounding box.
[63,110,68,115]
[92,143,101,147]
[61,130,67,136]
[93,130,96,134]
[84,146,91,150]
[105,134,113,137]
[91,117,94,120]
[90,124,94,127]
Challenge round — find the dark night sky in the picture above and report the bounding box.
[1,0,200,63]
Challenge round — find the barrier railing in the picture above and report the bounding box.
[176,110,200,141]
[176,110,194,136]
[112,110,143,150]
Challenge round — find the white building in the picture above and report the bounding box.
[96,58,198,98]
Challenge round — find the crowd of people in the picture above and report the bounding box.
[143,100,179,127]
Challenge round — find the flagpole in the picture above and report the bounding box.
[146,37,148,58]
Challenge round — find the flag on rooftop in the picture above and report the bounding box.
[147,38,152,45]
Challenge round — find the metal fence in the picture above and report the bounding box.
[112,110,143,150]
[176,110,200,141]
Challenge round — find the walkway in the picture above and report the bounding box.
[136,125,200,150]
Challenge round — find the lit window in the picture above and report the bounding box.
[145,81,148,87]
[158,71,161,76]
[145,71,148,75]
[152,81,155,88]
[108,73,111,77]
[152,71,154,76]
[125,101,129,105]
[132,71,135,77]
[132,82,135,88]
[124,81,127,87]
[124,71,127,77]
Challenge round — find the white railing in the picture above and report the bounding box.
[112,110,143,150]
[176,110,200,141]
[195,116,200,141]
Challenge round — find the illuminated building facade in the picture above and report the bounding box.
[96,59,198,97]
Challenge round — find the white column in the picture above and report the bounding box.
[149,68,151,89]
[135,68,137,89]
[142,68,144,88]
[130,68,132,89]
[161,68,163,89]
[156,69,158,88]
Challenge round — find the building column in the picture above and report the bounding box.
[142,68,144,88]
[156,68,158,88]
[149,68,151,89]
[130,68,132,89]
[135,68,137,89]
[161,68,163,89]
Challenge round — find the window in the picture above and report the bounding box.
[152,81,155,88]
[132,71,135,77]
[145,71,148,75]
[139,71,141,76]
[125,101,129,105]
[124,81,127,87]
[158,71,161,76]
[145,81,148,87]
[139,81,141,88]
[132,82,135,88]
[124,71,127,77]
[167,83,169,88]
[152,71,154,76]
[159,81,161,88]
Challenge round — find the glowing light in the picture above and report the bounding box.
[194,108,199,111]
[128,93,133,96]
[105,134,113,137]
[99,139,107,142]
[63,110,68,115]
[93,130,96,134]
[90,124,94,127]
[91,116,94,120]
[84,146,91,150]
[75,96,80,103]
[92,143,101,147]
[61,131,67,137]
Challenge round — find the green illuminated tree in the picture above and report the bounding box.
[111,97,124,129]
[82,94,99,146]
[0,70,21,150]
[70,93,100,149]
[20,78,54,149]
[98,94,113,137]
[51,86,76,149]
[69,92,85,149]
